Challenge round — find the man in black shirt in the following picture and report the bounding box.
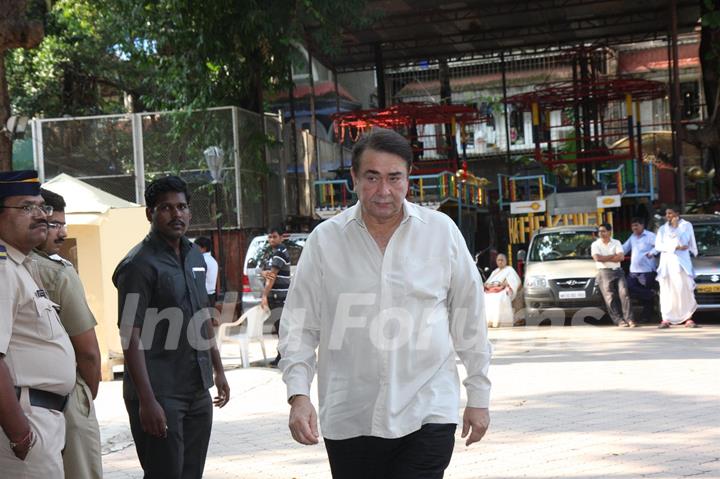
[261,226,291,367]
[113,176,230,479]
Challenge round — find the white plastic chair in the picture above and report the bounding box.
[217,305,270,368]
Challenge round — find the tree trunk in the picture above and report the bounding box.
[0,0,45,170]
[683,0,720,194]
[0,51,11,171]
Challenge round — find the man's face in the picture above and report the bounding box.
[598,226,611,241]
[147,191,191,241]
[665,208,680,226]
[351,149,409,223]
[630,222,645,236]
[268,232,282,248]
[40,211,67,255]
[0,195,49,254]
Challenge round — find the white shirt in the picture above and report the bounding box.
[591,238,623,269]
[202,251,218,295]
[279,200,492,440]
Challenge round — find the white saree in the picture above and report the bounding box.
[484,266,522,327]
[655,220,698,324]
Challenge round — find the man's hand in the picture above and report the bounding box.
[288,395,319,445]
[261,296,269,311]
[676,244,689,251]
[645,251,654,258]
[10,429,34,460]
[461,407,490,446]
[139,397,167,438]
[261,271,277,282]
[214,372,230,408]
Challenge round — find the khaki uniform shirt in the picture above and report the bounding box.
[32,250,97,337]
[0,239,75,396]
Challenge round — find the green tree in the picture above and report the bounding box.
[1,0,44,170]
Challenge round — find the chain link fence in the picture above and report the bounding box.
[31,106,292,231]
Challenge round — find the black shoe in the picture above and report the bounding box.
[269,354,281,367]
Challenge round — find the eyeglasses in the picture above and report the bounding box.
[48,222,67,231]
[3,204,54,216]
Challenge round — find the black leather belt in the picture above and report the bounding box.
[15,387,69,412]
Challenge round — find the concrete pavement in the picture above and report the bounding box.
[99,324,720,479]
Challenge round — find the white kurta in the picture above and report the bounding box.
[655,219,698,323]
[484,266,522,328]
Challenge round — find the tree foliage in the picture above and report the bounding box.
[6,0,368,118]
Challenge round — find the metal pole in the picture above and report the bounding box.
[288,66,300,216]
[334,68,344,171]
[231,107,243,226]
[214,182,226,293]
[308,48,319,180]
[374,44,386,109]
[670,0,685,210]
[131,113,146,204]
[501,52,512,174]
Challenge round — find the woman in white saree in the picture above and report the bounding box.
[655,206,698,328]
[484,254,522,327]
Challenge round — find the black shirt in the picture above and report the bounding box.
[113,231,214,400]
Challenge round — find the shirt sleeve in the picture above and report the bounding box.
[614,240,624,255]
[622,237,631,255]
[590,241,600,257]
[270,252,290,271]
[447,223,493,409]
[114,259,154,329]
[686,223,698,257]
[0,264,19,355]
[278,233,322,400]
[56,267,97,336]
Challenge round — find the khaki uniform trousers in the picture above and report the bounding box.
[63,376,103,479]
[0,389,66,478]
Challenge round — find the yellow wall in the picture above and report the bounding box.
[67,207,148,379]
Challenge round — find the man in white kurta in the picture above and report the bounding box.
[279,128,492,479]
[655,207,698,328]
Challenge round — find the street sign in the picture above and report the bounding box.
[510,200,547,214]
[596,195,621,208]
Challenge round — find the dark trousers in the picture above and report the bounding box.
[125,390,213,479]
[597,268,634,325]
[324,423,456,479]
[627,272,657,320]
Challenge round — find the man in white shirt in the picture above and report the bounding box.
[194,237,218,305]
[279,128,492,479]
[591,222,636,327]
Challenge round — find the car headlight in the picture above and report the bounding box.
[526,275,548,288]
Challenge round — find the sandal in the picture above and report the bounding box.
[684,319,698,328]
[658,321,670,329]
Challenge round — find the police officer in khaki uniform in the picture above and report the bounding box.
[32,188,103,479]
[0,170,76,478]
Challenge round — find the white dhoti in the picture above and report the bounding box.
[658,253,697,324]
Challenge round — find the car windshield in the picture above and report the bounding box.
[251,238,306,267]
[529,231,596,261]
[694,223,720,257]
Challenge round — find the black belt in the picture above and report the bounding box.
[15,387,69,412]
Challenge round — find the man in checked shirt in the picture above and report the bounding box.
[279,128,492,479]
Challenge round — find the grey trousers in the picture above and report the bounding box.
[597,268,634,325]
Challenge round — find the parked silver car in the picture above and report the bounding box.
[241,233,308,316]
[678,214,720,312]
[522,225,605,324]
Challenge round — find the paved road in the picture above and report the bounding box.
[100,324,720,479]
